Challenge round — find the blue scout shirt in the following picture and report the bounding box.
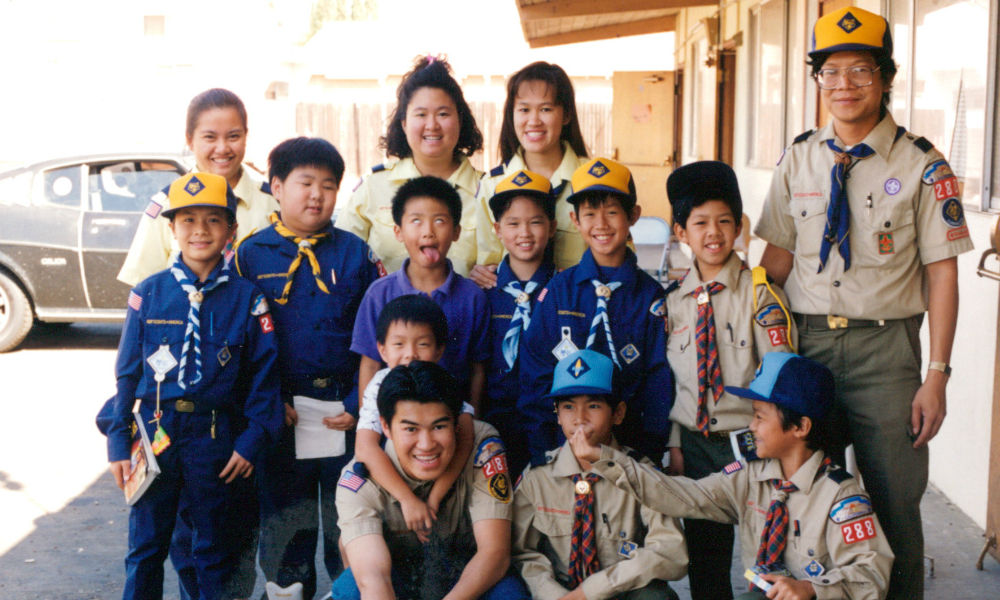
[107,258,282,464]
[350,259,490,388]
[484,257,555,423]
[235,222,380,414]
[519,249,673,464]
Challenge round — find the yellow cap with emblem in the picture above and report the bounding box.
[567,157,637,208]
[810,7,892,59]
[489,169,555,219]
[161,172,238,219]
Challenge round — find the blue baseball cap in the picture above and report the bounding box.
[724,352,835,420]
[547,350,615,400]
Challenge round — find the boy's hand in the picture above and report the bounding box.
[568,426,601,464]
[284,404,298,426]
[323,413,357,431]
[110,460,131,490]
[469,264,498,289]
[400,497,436,543]
[219,451,253,484]
[666,447,685,475]
[557,587,586,600]
[760,574,815,600]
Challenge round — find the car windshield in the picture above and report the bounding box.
[87,161,183,212]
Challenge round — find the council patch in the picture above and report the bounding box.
[922,159,955,185]
[488,473,511,503]
[941,198,965,227]
[754,303,787,327]
[829,495,873,523]
[474,436,506,468]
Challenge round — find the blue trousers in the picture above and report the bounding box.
[123,411,235,600]
[330,567,529,600]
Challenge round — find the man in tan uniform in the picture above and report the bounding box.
[576,353,894,600]
[755,8,972,598]
[513,349,687,600]
[331,361,528,600]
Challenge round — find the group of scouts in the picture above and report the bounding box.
[103,7,971,600]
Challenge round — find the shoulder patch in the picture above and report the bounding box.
[367,247,388,277]
[649,297,666,317]
[338,468,367,493]
[488,473,512,503]
[922,159,954,185]
[793,129,814,144]
[754,303,787,327]
[144,199,163,219]
[251,293,269,316]
[371,163,386,174]
[489,164,505,177]
[128,291,143,311]
[723,461,743,475]
[473,436,506,468]
[259,180,271,195]
[829,494,873,523]
[826,467,853,484]
[912,136,934,153]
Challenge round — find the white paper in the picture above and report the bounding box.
[293,396,346,459]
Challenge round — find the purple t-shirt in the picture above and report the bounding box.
[350,259,491,387]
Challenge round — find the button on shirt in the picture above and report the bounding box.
[107,259,282,463]
[519,249,673,463]
[235,222,380,407]
[350,259,490,389]
[667,253,797,435]
[474,142,588,270]
[118,170,278,286]
[755,114,974,319]
[335,157,482,277]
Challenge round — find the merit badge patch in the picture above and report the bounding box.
[841,517,877,544]
[649,297,666,317]
[922,159,955,185]
[488,473,512,503]
[804,559,825,577]
[128,291,143,312]
[947,225,970,241]
[618,540,638,559]
[883,178,901,195]
[474,436,506,468]
[251,294,269,316]
[723,461,743,475]
[619,343,640,364]
[829,495,873,523]
[934,176,959,201]
[338,469,366,493]
[482,452,508,479]
[144,200,163,219]
[941,198,965,227]
[259,314,275,334]
[754,303,786,327]
[217,345,231,367]
[878,232,894,255]
[767,327,787,347]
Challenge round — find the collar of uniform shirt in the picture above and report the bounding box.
[572,247,639,288]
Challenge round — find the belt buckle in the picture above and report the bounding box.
[827,315,849,329]
[312,377,329,389]
[175,399,195,412]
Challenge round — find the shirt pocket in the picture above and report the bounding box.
[141,322,185,372]
[533,509,574,565]
[788,197,828,261]
[852,199,916,268]
[201,319,247,391]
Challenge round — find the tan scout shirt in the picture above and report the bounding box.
[336,420,512,558]
[334,157,482,277]
[474,143,588,271]
[512,440,687,600]
[755,114,973,320]
[117,169,277,286]
[595,447,894,600]
[667,253,797,437]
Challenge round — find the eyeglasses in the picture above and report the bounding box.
[814,66,881,90]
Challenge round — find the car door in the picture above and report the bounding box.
[81,159,185,309]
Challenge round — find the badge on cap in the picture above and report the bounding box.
[567,355,591,378]
[837,11,861,33]
[147,344,178,383]
[185,175,205,196]
[588,161,610,178]
[512,171,531,186]
[552,326,579,360]
[575,479,592,494]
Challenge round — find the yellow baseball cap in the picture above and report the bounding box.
[489,169,554,219]
[810,7,892,59]
[161,172,238,219]
[567,157,636,207]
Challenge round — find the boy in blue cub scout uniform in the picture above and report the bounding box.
[665,161,797,600]
[234,137,382,600]
[107,172,283,600]
[519,157,674,465]
[484,169,557,479]
[513,349,687,600]
[575,353,894,600]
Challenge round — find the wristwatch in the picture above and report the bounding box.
[927,361,952,376]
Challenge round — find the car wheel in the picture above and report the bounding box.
[0,271,33,352]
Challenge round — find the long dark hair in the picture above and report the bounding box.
[499,61,588,165]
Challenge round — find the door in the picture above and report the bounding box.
[612,71,675,223]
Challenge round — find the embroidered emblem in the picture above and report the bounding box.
[512,171,531,186]
[723,461,743,474]
[933,176,959,201]
[251,294,269,316]
[620,343,640,364]
[941,198,965,227]
[537,287,549,303]
[618,540,638,558]
[474,436,506,468]
[883,178,901,195]
[921,159,954,185]
[259,314,275,333]
[878,232,894,254]
[649,297,666,317]
[338,469,366,492]
[836,11,861,33]
[841,517,877,544]
[488,473,512,503]
[947,225,970,241]
[144,200,163,219]
[588,160,610,178]
[482,452,508,478]
[184,175,204,196]
[217,345,231,367]
[805,560,825,577]
[567,355,591,378]
[754,304,786,327]
[829,495,873,523]
[767,327,787,347]
[128,291,143,311]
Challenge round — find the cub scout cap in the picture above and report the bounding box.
[725,352,834,420]
[567,157,637,207]
[489,169,554,220]
[810,7,892,59]
[161,172,238,219]
[548,349,615,400]
[667,161,742,223]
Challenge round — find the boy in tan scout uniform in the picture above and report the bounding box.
[513,349,687,600]
[574,353,894,600]
[665,161,797,599]
[755,8,973,598]
[331,361,529,600]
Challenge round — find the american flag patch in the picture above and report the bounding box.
[723,461,743,475]
[128,291,142,311]
[338,469,366,492]
[144,200,162,219]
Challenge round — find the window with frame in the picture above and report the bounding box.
[748,0,786,167]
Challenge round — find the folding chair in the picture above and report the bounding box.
[629,216,671,282]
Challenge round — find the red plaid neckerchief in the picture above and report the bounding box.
[568,473,602,588]
[692,281,725,434]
